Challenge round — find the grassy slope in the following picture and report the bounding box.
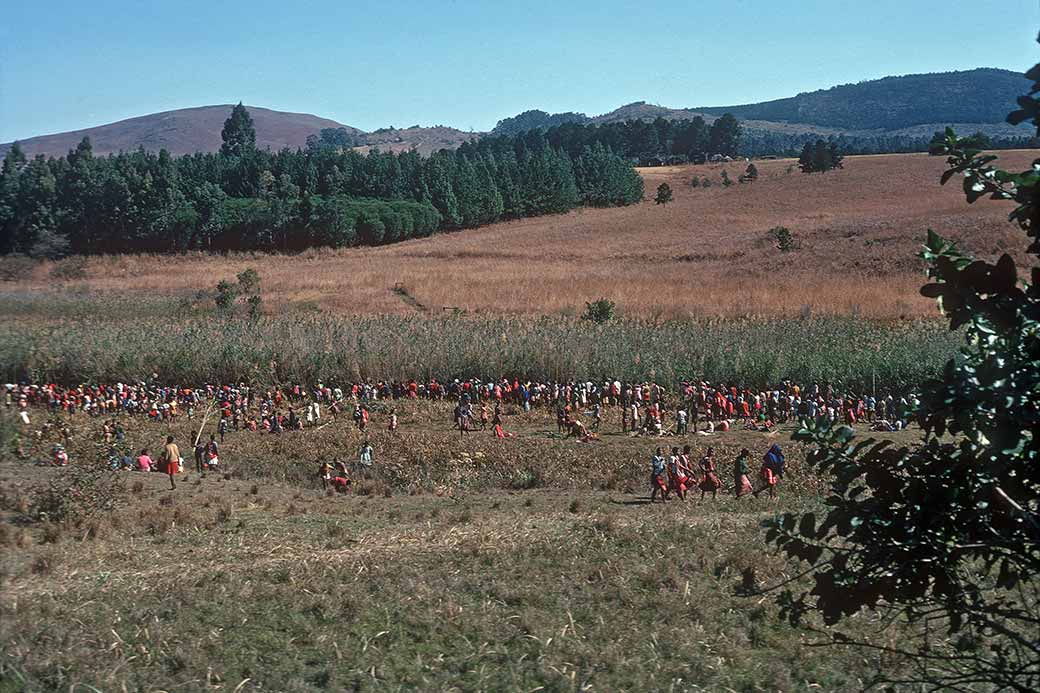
[1,405,920,691]
[6,151,1035,321]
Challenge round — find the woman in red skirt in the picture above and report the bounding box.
[667,446,690,500]
[698,447,722,499]
[734,448,754,497]
[754,444,785,499]
[650,447,669,502]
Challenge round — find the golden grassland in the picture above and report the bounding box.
[9,151,1036,321]
[0,403,926,691]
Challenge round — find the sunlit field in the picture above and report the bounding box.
[4,151,1033,321]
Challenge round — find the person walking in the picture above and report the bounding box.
[733,448,753,497]
[650,447,670,502]
[162,435,180,490]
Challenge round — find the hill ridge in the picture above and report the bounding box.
[4,67,1032,158]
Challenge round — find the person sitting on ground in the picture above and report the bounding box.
[331,468,351,493]
[569,418,597,441]
[137,448,153,472]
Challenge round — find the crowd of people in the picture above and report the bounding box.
[649,443,785,503]
[644,443,782,501]
[4,377,917,436]
[6,377,914,501]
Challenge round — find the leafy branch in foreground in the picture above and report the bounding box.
[763,45,1040,691]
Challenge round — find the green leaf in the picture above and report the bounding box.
[799,513,817,537]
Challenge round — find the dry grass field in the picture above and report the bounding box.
[0,404,927,691]
[10,151,1035,321]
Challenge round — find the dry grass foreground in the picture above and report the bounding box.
[0,403,925,691]
[13,151,1035,320]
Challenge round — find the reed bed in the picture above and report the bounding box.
[0,313,958,391]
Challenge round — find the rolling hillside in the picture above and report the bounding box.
[11,151,1035,320]
[0,105,361,158]
[3,67,1031,159]
[491,68,1032,139]
[697,68,1029,131]
[0,106,476,159]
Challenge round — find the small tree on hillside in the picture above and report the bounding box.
[215,268,262,317]
[739,163,758,183]
[654,183,673,205]
[798,139,843,173]
[827,142,844,170]
[770,226,794,252]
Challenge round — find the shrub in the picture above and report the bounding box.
[237,268,260,294]
[770,226,794,252]
[720,170,733,187]
[654,183,673,205]
[31,464,127,524]
[29,230,71,260]
[581,298,616,324]
[690,177,701,188]
[215,279,239,313]
[739,163,758,183]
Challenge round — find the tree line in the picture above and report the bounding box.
[741,129,1037,158]
[0,104,644,256]
[476,114,743,165]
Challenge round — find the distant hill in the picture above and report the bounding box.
[3,67,1032,160]
[0,106,475,159]
[697,68,1030,131]
[492,68,1031,141]
[354,125,478,156]
[591,102,706,124]
[1,105,362,158]
[491,110,590,137]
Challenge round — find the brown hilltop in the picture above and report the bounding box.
[2,105,478,159]
[1,105,363,158]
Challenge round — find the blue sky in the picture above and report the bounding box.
[1,0,1036,141]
